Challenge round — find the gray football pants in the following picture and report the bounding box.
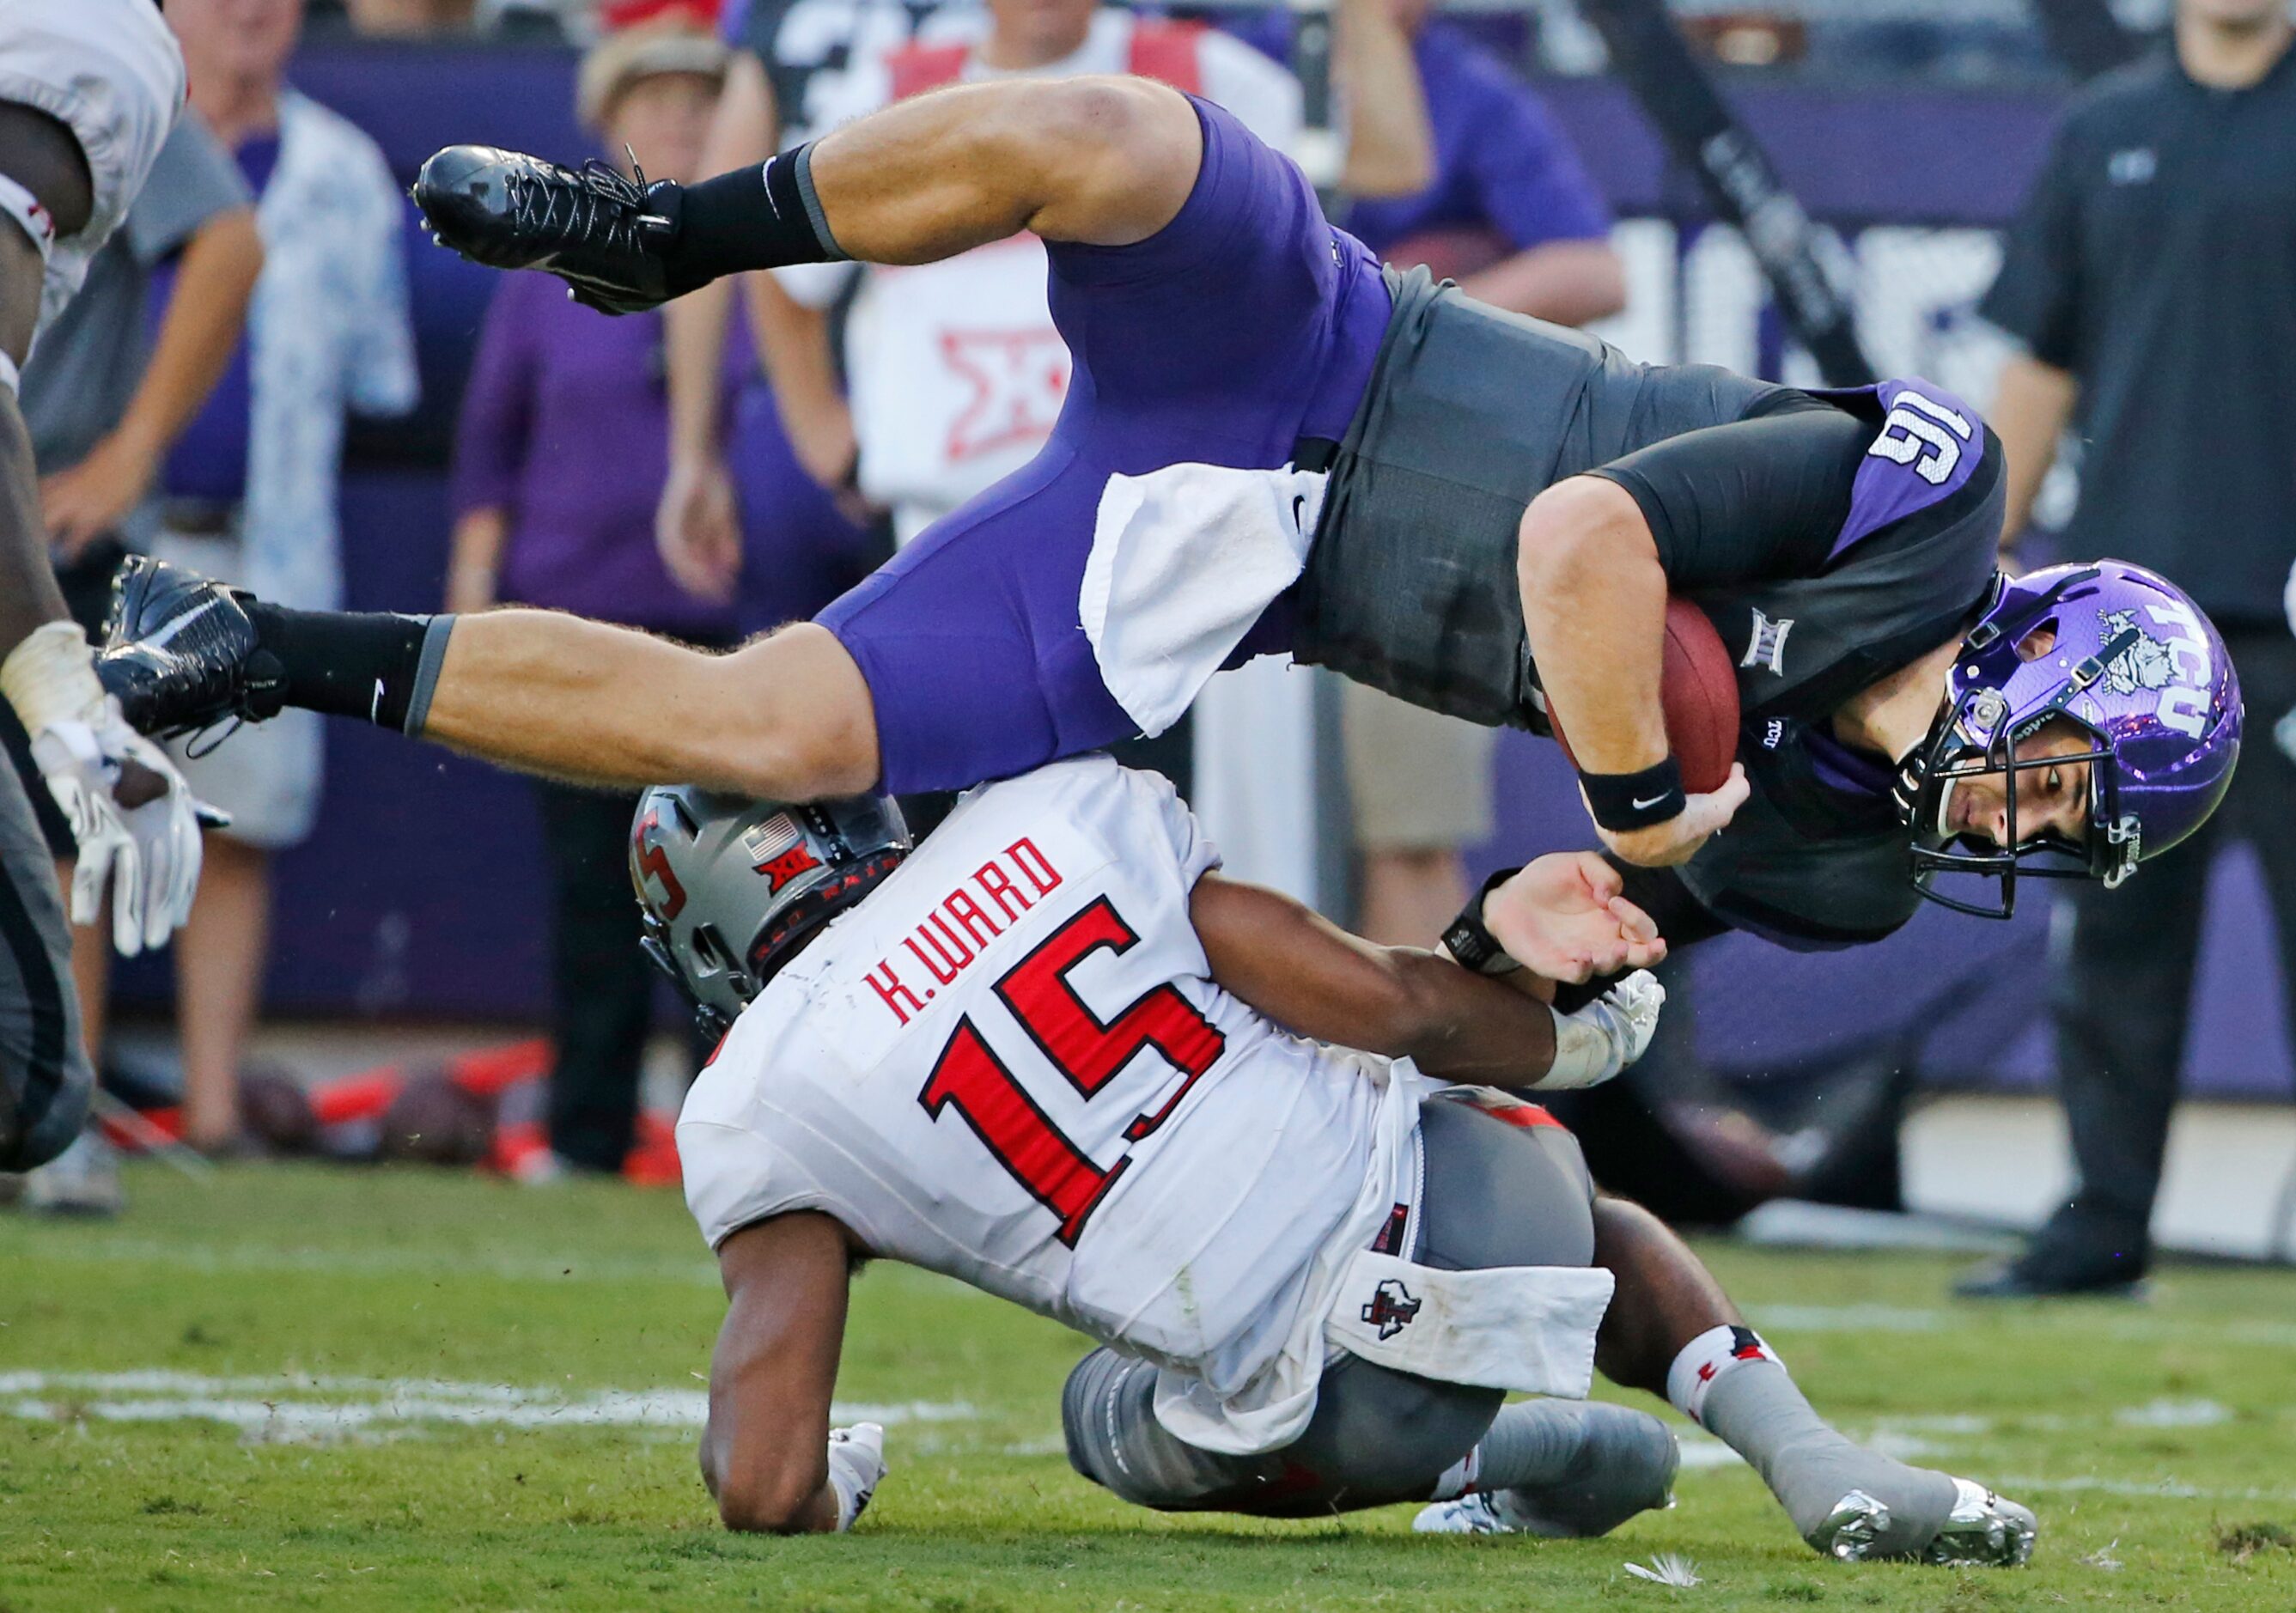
[0,714,87,1172]
[1063,1093,1597,1516]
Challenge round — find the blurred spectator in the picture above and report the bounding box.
[652,0,932,634]
[344,0,476,33]
[770,0,1331,547]
[449,22,740,1179]
[1959,0,2296,1298]
[749,0,1429,886]
[158,0,418,1153]
[1,109,260,1192]
[1349,0,1622,324]
[1337,0,1623,946]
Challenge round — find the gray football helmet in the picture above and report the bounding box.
[630,785,910,1037]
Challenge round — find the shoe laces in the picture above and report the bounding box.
[506,152,655,250]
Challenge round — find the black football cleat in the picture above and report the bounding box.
[411,145,681,314]
[96,557,283,738]
[1952,1241,2150,1301]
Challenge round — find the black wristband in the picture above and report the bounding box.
[1580,757,1686,833]
[1440,867,1526,977]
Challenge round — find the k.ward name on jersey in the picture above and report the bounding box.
[864,838,1064,1028]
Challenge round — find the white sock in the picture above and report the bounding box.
[1665,1323,1782,1427]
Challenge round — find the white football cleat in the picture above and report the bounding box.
[1807,1476,2037,1567]
[1416,1491,1531,1536]
[1414,1403,1678,1538]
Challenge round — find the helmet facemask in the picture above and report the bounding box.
[1902,689,2135,920]
[630,788,911,1041]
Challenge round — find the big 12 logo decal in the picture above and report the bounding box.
[744,813,824,895]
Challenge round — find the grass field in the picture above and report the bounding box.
[3,1164,2293,1611]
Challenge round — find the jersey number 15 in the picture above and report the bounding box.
[918,897,1226,1245]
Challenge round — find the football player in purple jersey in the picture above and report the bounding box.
[97,76,2239,969]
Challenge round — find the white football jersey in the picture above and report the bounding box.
[679,758,1419,1437]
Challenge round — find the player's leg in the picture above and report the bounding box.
[116,95,1363,800]
[1063,1097,1678,1527]
[417,77,1202,313]
[1590,1194,2035,1565]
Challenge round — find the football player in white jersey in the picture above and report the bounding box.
[636,758,2036,1566]
[0,0,207,1172]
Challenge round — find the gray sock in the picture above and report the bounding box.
[1701,1360,1956,1553]
[1453,1401,1679,1538]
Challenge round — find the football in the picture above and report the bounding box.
[1548,596,1741,794]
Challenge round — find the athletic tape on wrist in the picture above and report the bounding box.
[1580,757,1685,833]
[0,621,104,735]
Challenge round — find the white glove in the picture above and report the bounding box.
[825,1421,886,1531]
[3,622,211,955]
[1538,969,1666,1092]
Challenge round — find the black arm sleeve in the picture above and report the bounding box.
[1586,404,1870,590]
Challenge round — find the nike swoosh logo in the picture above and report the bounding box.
[1632,794,1671,811]
[141,595,223,652]
[1293,494,1312,532]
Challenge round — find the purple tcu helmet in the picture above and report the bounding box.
[1898,561,2241,918]
[630,786,910,1036]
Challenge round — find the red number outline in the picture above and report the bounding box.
[916,898,1224,1245]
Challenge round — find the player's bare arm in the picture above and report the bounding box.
[0,102,205,958]
[1987,352,2077,564]
[1191,851,1663,1091]
[0,102,93,657]
[1515,476,1750,869]
[657,50,772,605]
[702,1210,859,1534]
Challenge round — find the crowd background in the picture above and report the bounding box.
[40,0,2292,1263]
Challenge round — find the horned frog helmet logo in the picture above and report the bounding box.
[2096,608,2177,697]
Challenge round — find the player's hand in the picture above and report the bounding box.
[1482,850,1666,984]
[31,703,210,955]
[657,452,742,604]
[824,1421,887,1531]
[5,622,212,956]
[41,429,157,560]
[1593,764,1750,868]
[1538,969,1665,1091]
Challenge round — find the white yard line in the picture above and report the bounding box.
[0,1369,976,1442]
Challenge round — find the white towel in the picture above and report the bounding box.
[1323,1250,1616,1400]
[1079,461,1326,737]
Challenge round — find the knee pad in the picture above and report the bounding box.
[1059,1348,1264,1511]
[1416,1093,1597,1272]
